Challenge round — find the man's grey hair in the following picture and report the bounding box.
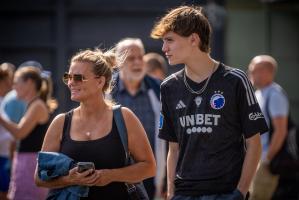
[115,38,145,58]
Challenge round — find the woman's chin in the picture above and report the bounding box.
[70,95,81,102]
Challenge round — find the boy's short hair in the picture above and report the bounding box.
[151,5,212,53]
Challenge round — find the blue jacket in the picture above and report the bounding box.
[37,151,89,200]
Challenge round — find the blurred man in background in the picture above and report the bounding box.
[111,38,166,200]
[248,55,299,200]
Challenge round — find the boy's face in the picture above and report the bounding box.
[162,31,193,65]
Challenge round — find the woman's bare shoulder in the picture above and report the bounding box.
[120,106,134,117]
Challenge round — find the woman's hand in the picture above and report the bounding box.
[92,169,114,186]
[67,167,99,186]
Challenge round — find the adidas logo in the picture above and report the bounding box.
[176,100,186,109]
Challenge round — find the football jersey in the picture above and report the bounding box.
[159,63,268,196]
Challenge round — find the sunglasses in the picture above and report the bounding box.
[62,73,100,85]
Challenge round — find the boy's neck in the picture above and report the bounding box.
[185,53,217,83]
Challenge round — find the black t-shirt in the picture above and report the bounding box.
[159,63,268,196]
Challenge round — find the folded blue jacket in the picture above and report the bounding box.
[37,151,89,200]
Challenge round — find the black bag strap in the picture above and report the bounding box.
[264,91,274,136]
[113,106,150,199]
[112,105,130,166]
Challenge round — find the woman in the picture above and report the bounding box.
[34,49,156,199]
[0,66,57,200]
[0,63,14,200]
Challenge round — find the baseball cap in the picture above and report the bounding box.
[19,60,43,70]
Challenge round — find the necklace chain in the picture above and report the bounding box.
[183,62,218,95]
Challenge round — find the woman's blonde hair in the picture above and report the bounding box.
[15,67,58,112]
[70,48,117,94]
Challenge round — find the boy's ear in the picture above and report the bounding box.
[190,33,200,47]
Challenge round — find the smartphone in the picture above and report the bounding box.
[77,162,95,173]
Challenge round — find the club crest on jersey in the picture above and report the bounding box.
[210,91,225,110]
[194,96,202,107]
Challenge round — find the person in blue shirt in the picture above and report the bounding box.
[0,62,15,200]
[0,90,26,123]
[248,55,299,200]
[0,61,43,124]
[0,66,57,200]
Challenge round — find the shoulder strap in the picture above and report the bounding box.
[265,92,273,134]
[61,110,73,144]
[112,105,130,165]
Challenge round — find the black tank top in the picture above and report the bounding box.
[18,122,49,152]
[18,98,49,152]
[59,110,128,200]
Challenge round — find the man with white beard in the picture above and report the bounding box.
[111,38,166,200]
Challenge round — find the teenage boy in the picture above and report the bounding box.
[151,5,268,200]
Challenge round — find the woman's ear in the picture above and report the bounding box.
[97,76,106,88]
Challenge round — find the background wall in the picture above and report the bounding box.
[226,0,299,123]
[0,0,188,111]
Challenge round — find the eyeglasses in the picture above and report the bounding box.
[62,72,100,85]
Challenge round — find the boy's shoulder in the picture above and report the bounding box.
[220,63,248,82]
[161,69,184,88]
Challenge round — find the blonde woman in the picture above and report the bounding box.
[34,49,156,200]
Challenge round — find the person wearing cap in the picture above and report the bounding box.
[0,60,43,123]
[0,65,57,200]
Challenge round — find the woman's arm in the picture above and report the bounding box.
[34,113,66,188]
[93,107,156,186]
[0,99,48,140]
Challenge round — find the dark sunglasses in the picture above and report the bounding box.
[62,73,100,85]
